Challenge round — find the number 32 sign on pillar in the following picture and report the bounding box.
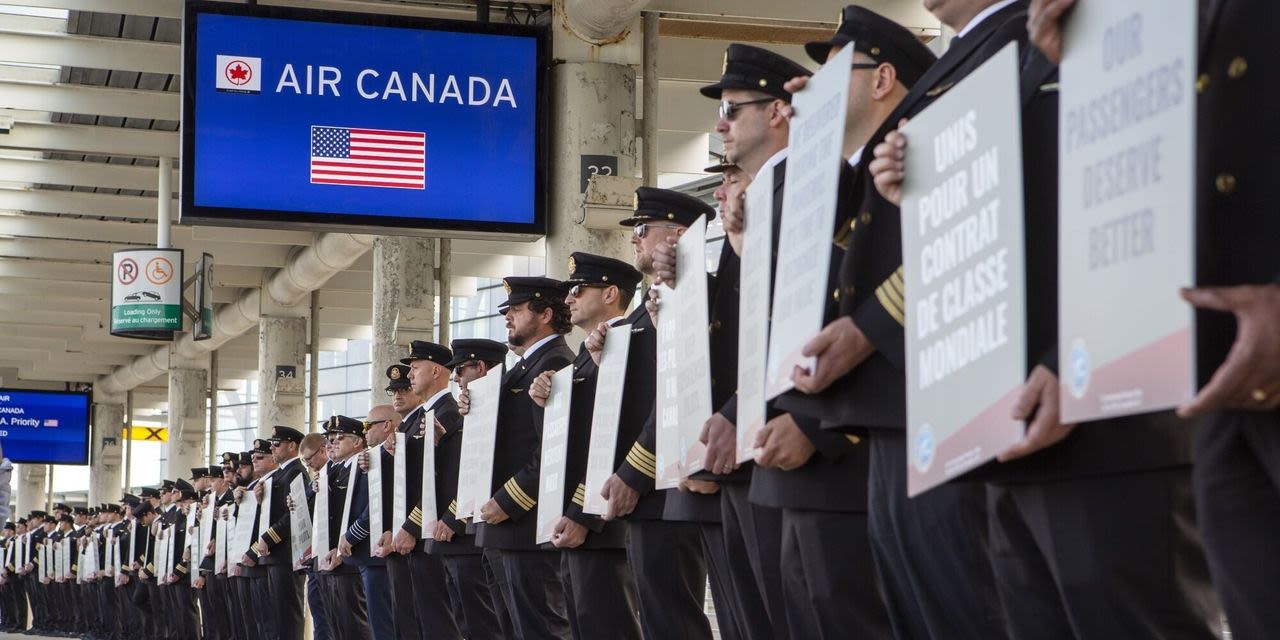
[579,155,617,192]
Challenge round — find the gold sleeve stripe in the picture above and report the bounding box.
[875,268,906,326]
[448,500,458,516]
[176,564,188,574]
[628,442,656,465]
[504,478,536,510]
[845,434,862,445]
[266,528,283,544]
[572,483,586,506]
[625,450,656,478]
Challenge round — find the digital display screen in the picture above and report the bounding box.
[182,2,547,238]
[0,389,91,465]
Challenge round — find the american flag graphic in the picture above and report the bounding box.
[43,419,58,427]
[310,125,426,189]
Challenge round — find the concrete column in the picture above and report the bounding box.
[258,316,308,438]
[371,236,436,405]
[14,463,46,515]
[165,365,208,480]
[88,400,125,506]
[545,61,637,280]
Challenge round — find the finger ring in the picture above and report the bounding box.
[1252,388,1268,403]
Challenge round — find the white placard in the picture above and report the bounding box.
[419,410,437,539]
[900,43,1028,496]
[156,527,169,580]
[312,464,331,561]
[108,537,119,578]
[1058,0,1196,421]
[535,367,574,544]
[215,512,228,574]
[258,474,274,540]
[737,163,776,463]
[127,520,137,575]
[392,433,408,532]
[200,503,215,567]
[368,446,384,543]
[456,372,501,521]
[232,491,258,566]
[655,216,712,487]
[582,325,634,515]
[186,504,200,567]
[289,474,313,570]
[767,44,853,399]
[85,535,98,580]
[339,462,357,539]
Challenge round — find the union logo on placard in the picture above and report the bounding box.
[215,55,262,94]
[914,424,935,473]
[1069,338,1090,399]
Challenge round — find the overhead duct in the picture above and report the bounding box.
[96,232,375,395]
[560,0,649,44]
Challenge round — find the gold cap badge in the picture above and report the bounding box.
[722,51,729,76]
[567,256,577,276]
[632,192,639,211]
[389,367,401,380]
[503,280,512,295]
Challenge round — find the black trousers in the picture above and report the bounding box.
[98,578,119,637]
[264,562,305,640]
[720,482,787,640]
[561,548,640,640]
[626,519,712,640]
[481,552,514,638]
[988,468,1221,639]
[306,570,332,640]
[406,551,461,640]
[118,581,143,640]
[780,508,891,639]
[386,553,422,640]
[201,574,231,640]
[232,576,261,640]
[317,571,371,640]
[699,522,743,640]
[172,580,200,639]
[483,548,571,640]
[441,553,504,640]
[245,570,278,640]
[143,580,168,639]
[1194,409,1280,640]
[867,433,1008,640]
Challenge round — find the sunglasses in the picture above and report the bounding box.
[632,222,682,239]
[362,418,392,431]
[719,97,775,121]
[567,283,610,298]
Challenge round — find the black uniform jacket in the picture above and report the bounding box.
[814,0,1031,432]
[475,335,575,550]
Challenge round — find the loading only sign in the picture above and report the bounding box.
[111,248,184,339]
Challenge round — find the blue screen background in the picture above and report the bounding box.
[193,14,538,224]
[0,390,90,465]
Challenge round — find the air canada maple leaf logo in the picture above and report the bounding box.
[227,62,250,83]
[215,55,261,94]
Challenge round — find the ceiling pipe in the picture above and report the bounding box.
[560,0,650,44]
[96,232,374,395]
